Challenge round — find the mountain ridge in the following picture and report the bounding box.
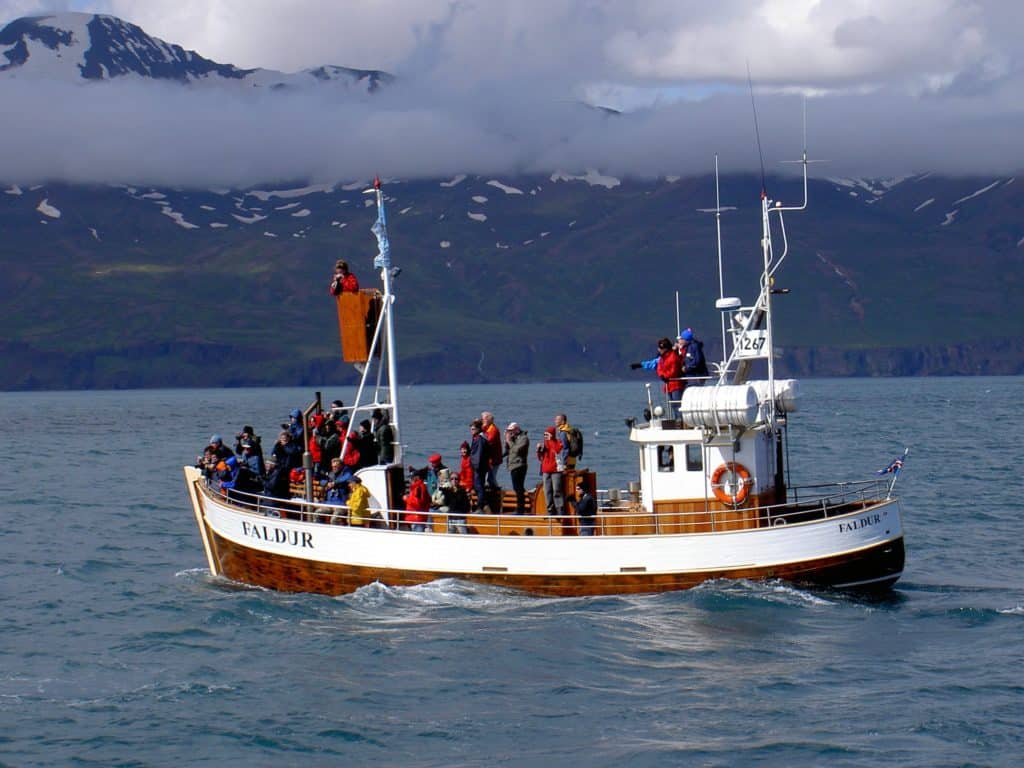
[0,12,392,92]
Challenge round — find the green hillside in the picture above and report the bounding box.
[1,173,1022,389]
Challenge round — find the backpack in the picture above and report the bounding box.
[567,426,584,459]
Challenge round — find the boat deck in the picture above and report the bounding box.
[200,478,894,537]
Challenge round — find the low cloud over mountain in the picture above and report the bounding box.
[2,7,1023,188]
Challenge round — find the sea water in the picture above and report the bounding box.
[0,378,1021,767]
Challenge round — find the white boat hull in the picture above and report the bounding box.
[185,468,904,596]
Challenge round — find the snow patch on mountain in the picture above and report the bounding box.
[486,180,523,195]
[467,211,487,222]
[828,175,919,200]
[247,184,334,201]
[159,203,198,229]
[291,209,311,217]
[914,198,934,212]
[232,212,267,224]
[36,198,60,218]
[5,185,23,195]
[440,175,467,188]
[472,195,488,204]
[952,180,1001,206]
[210,222,227,228]
[941,210,958,226]
[550,169,621,189]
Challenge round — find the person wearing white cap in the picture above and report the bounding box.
[504,422,530,515]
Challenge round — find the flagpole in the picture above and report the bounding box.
[886,447,909,499]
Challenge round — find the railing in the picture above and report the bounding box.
[198,476,895,537]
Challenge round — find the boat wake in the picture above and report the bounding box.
[343,578,546,614]
[690,578,838,608]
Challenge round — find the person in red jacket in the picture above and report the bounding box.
[458,441,474,492]
[403,470,432,532]
[536,426,565,516]
[631,337,685,413]
[329,259,359,295]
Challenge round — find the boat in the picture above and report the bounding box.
[183,163,906,597]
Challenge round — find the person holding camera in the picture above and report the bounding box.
[537,426,565,517]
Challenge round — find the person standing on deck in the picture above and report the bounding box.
[458,441,474,493]
[346,477,371,526]
[480,411,503,489]
[504,422,530,515]
[631,337,685,412]
[554,413,577,471]
[679,327,709,384]
[372,408,395,465]
[403,469,432,532]
[265,431,302,499]
[573,479,598,536]
[537,426,565,517]
[355,419,376,468]
[469,420,489,512]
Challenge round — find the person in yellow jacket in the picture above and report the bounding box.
[346,476,371,526]
[555,413,577,470]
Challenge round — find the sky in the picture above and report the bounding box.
[1,0,1023,186]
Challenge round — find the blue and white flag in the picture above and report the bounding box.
[876,456,904,475]
[371,179,391,270]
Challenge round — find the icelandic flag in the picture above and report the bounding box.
[371,178,391,270]
[876,456,904,475]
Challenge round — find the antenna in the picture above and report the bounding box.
[747,61,767,197]
[698,155,735,374]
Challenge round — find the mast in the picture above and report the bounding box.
[371,176,402,463]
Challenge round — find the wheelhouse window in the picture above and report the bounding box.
[657,445,675,472]
[686,444,703,472]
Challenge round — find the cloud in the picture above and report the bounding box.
[1,0,1023,185]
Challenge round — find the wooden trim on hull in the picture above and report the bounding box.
[204,522,905,597]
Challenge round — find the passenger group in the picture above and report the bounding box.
[197,404,588,532]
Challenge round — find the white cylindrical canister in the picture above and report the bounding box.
[679,385,759,428]
[750,379,800,414]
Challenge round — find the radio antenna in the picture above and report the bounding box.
[747,61,767,197]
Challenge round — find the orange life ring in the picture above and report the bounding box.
[711,462,753,506]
